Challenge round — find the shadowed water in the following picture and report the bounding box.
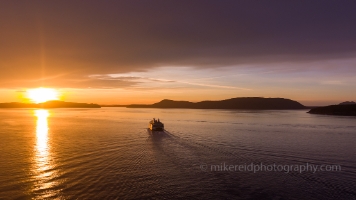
[0,108,355,199]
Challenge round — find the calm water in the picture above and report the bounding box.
[0,108,355,199]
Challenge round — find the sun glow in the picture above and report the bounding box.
[27,88,59,103]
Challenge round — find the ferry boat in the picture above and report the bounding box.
[149,118,164,131]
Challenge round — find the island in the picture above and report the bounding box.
[119,97,306,110]
[0,101,101,108]
[339,101,356,105]
[308,104,356,116]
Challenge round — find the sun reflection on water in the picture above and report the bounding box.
[35,110,49,164]
[32,109,61,198]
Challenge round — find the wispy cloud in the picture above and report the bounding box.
[174,80,250,90]
[320,80,346,85]
[90,74,251,90]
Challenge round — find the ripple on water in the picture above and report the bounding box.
[0,108,355,199]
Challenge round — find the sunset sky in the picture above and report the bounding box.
[1,1,355,105]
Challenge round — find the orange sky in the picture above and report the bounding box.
[0,1,355,106]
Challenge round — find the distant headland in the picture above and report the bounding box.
[308,104,356,116]
[103,97,307,110]
[338,101,356,105]
[0,101,101,108]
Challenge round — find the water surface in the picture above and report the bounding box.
[0,108,355,199]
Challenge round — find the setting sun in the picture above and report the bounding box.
[27,88,59,103]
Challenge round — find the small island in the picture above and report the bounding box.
[308,104,356,116]
[122,97,306,110]
[339,101,356,105]
[0,101,101,108]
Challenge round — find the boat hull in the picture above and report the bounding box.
[149,127,164,131]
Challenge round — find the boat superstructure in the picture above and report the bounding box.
[149,118,164,131]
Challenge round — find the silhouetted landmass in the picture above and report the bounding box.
[126,97,306,110]
[339,101,356,105]
[308,104,356,116]
[0,101,101,108]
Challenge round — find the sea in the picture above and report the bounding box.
[0,108,355,200]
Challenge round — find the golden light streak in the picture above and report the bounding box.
[32,109,60,197]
